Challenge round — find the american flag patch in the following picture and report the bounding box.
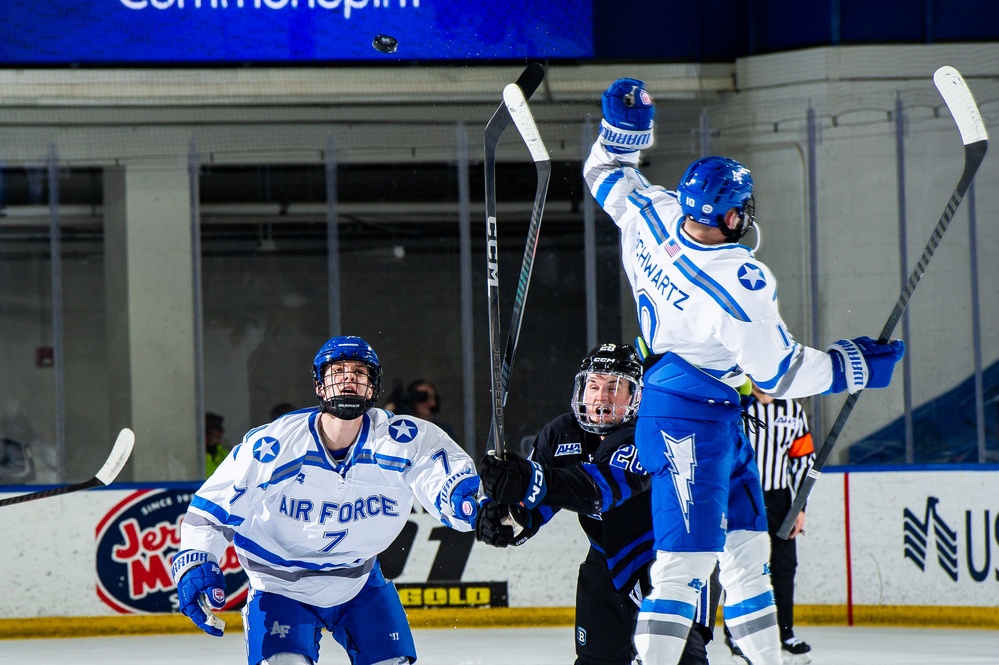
[665,237,680,257]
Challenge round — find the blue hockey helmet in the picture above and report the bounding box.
[676,156,756,242]
[312,335,382,420]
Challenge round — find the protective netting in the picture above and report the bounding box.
[1,46,997,482]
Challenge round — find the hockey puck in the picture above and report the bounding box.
[372,35,398,54]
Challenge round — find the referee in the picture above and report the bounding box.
[727,383,816,664]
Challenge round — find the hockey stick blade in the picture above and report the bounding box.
[0,428,135,508]
[484,63,546,146]
[503,84,551,164]
[776,67,988,540]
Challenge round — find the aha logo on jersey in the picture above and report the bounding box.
[95,488,248,614]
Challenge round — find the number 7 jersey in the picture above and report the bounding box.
[179,407,479,608]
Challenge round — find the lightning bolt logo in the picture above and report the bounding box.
[662,431,696,532]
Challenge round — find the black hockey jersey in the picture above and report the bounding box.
[527,413,653,593]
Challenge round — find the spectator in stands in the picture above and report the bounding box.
[205,412,229,477]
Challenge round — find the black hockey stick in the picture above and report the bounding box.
[0,428,134,507]
[485,63,546,459]
[776,66,989,540]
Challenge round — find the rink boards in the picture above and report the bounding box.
[1,466,997,635]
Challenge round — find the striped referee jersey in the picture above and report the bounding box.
[744,398,816,494]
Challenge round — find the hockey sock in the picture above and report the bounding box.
[634,550,716,665]
[719,530,782,665]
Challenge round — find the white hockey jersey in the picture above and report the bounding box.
[180,407,478,608]
[583,142,833,399]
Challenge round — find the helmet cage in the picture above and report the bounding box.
[571,369,642,435]
[312,336,382,420]
[719,194,756,243]
[570,343,644,435]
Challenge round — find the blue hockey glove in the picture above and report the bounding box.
[600,77,655,154]
[826,336,905,394]
[445,474,482,528]
[172,550,227,637]
[475,501,538,548]
[479,450,548,509]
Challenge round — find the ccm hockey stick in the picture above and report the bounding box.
[777,66,989,540]
[0,428,135,507]
[485,63,546,459]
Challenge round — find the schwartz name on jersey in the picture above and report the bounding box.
[583,142,834,399]
[180,407,478,608]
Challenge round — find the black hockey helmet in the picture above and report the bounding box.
[312,336,382,420]
[571,343,643,435]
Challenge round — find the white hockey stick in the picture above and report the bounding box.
[484,63,546,459]
[485,84,552,460]
[0,428,135,507]
[777,66,989,540]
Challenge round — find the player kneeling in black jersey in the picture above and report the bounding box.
[477,343,717,665]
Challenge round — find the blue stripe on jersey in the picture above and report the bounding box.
[595,171,624,207]
[538,504,557,527]
[608,466,633,504]
[674,255,752,322]
[231,443,242,460]
[373,452,411,471]
[723,590,775,619]
[580,463,617,512]
[307,414,337,472]
[700,365,740,380]
[606,529,655,569]
[640,597,696,620]
[268,458,306,486]
[304,450,333,470]
[234,533,358,572]
[752,346,797,391]
[190,495,244,527]
[612,546,655,591]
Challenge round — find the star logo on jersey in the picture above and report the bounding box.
[252,437,280,463]
[662,431,696,532]
[737,263,766,291]
[389,418,418,443]
[269,621,291,638]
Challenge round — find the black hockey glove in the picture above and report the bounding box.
[474,501,538,548]
[479,450,548,508]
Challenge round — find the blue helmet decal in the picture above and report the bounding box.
[677,156,754,229]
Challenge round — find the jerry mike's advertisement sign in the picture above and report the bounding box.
[93,488,507,614]
[95,488,247,614]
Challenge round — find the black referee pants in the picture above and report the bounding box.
[764,487,798,642]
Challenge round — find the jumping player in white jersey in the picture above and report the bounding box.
[584,78,906,665]
[171,335,481,665]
